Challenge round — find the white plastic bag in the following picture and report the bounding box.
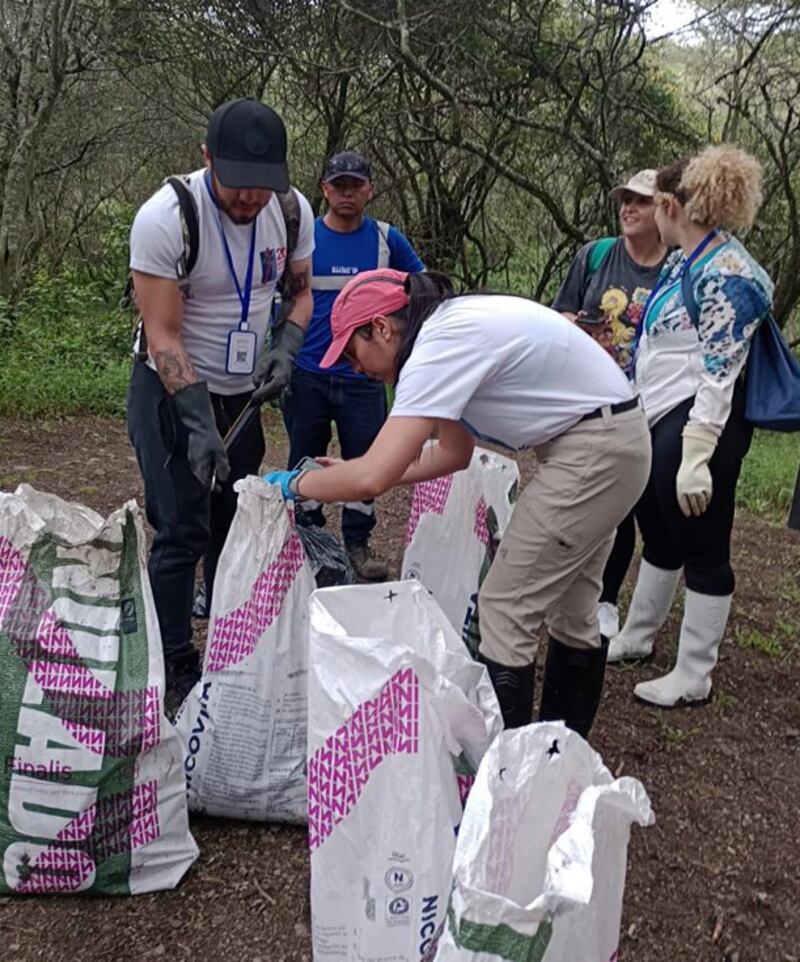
[308,580,502,962]
[436,722,654,962]
[403,447,519,655]
[176,478,316,823]
[0,485,198,895]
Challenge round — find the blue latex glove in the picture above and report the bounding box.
[263,469,301,501]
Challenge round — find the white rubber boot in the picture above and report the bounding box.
[607,560,682,663]
[634,590,732,707]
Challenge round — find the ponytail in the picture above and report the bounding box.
[393,271,455,381]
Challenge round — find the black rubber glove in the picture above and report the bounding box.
[252,320,305,404]
[171,382,230,489]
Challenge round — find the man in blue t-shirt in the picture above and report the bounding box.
[283,151,424,580]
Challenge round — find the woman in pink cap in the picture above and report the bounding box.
[266,269,651,738]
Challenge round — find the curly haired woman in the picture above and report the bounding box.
[609,146,773,707]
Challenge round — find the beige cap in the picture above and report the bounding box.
[609,169,657,202]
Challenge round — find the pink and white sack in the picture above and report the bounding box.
[0,485,198,895]
[436,723,654,962]
[402,447,519,656]
[175,478,315,823]
[308,580,502,962]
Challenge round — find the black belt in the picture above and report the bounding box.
[579,396,640,422]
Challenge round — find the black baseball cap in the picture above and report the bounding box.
[206,98,289,191]
[323,151,373,184]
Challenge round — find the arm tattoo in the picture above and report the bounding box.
[154,349,199,394]
[285,264,310,300]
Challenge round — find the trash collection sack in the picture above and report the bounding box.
[436,722,655,962]
[175,478,316,822]
[296,523,356,588]
[308,580,503,962]
[0,485,198,895]
[403,447,519,656]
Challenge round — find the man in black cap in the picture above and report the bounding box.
[127,98,314,714]
[282,150,423,581]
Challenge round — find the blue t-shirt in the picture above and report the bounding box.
[296,215,424,376]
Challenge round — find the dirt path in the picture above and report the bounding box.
[1,414,798,962]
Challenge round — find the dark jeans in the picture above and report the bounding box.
[635,387,753,596]
[282,366,387,545]
[127,362,265,662]
[599,511,636,605]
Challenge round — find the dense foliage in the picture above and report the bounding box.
[1,0,798,431]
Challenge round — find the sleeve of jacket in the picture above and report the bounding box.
[687,269,770,436]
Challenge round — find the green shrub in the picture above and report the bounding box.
[0,267,132,417]
[737,430,800,520]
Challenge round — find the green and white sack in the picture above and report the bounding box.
[436,723,653,961]
[308,581,502,962]
[0,486,198,895]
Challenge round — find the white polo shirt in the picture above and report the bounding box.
[390,295,633,449]
[129,168,314,395]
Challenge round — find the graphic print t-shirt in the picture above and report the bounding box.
[552,237,667,377]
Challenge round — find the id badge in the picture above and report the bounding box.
[226,329,257,375]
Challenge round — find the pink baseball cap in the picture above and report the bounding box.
[320,268,410,369]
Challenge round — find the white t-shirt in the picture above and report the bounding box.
[391,295,633,449]
[129,168,315,395]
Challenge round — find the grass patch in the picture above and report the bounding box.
[737,430,800,520]
[734,625,784,658]
[653,714,701,749]
[0,358,130,418]
[777,575,800,606]
[0,268,132,417]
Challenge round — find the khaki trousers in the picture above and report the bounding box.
[479,406,651,666]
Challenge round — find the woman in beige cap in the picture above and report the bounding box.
[553,169,669,638]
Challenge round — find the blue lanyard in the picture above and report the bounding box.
[204,172,257,330]
[641,229,719,333]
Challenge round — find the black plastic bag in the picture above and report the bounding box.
[296,525,357,588]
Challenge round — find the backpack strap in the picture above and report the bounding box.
[130,175,200,362]
[586,236,616,278]
[165,176,200,278]
[681,267,700,327]
[375,220,391,269]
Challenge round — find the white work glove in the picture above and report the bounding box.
[676,423,718,518]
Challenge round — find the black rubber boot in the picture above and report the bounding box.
[538,635,609,738]
[479,655,536,729]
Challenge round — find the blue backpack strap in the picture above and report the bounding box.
[682,265,800,431]
[587,236,615,278]
[681,268,700,328]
